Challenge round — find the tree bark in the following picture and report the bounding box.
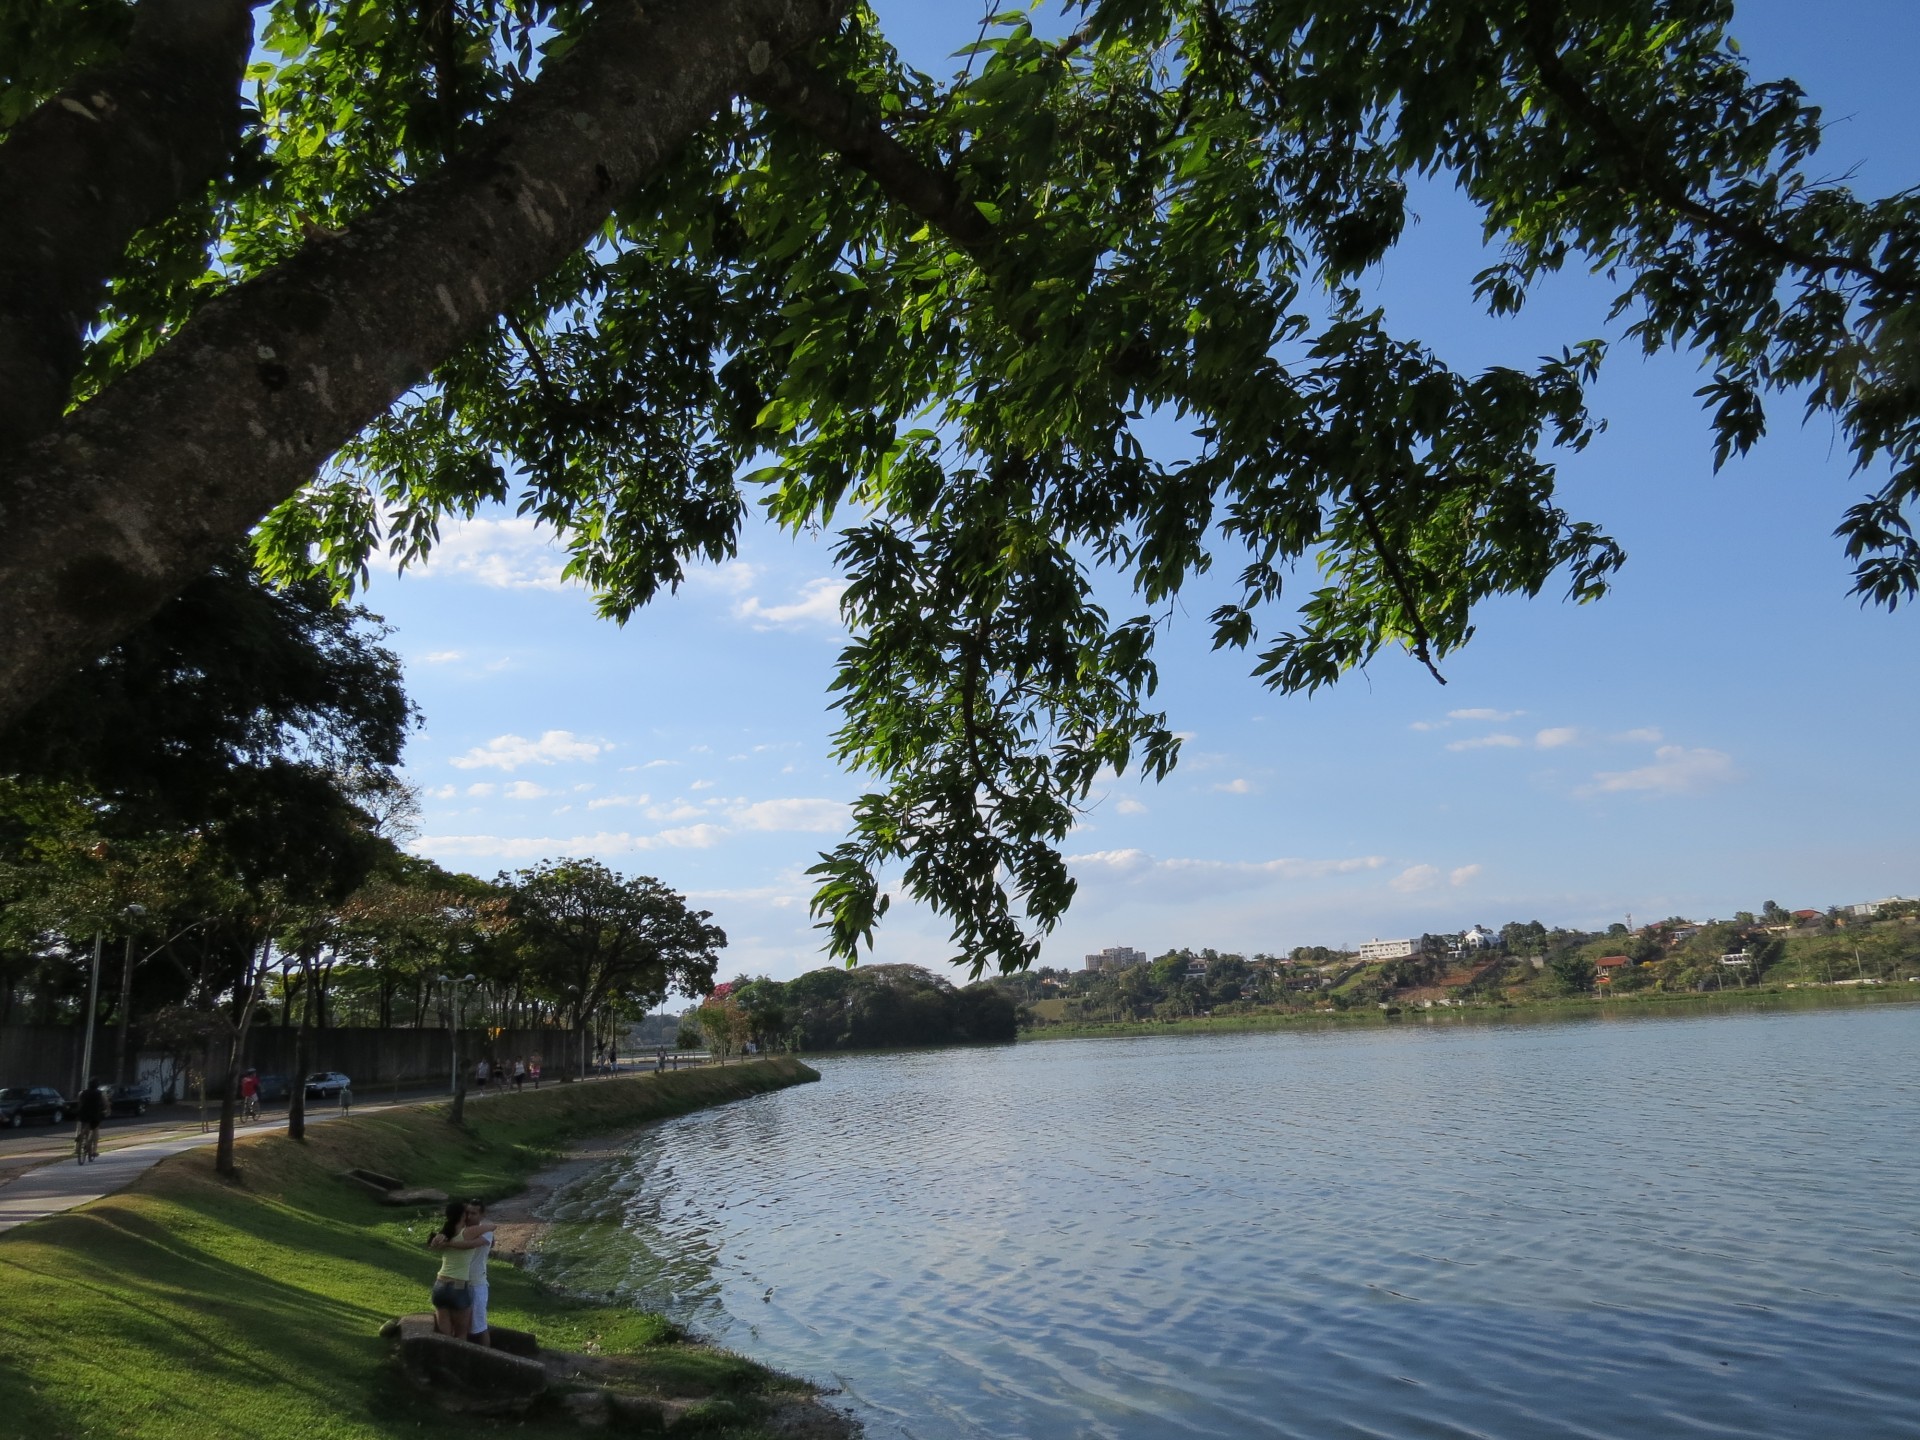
[287,948,315,1140]
[0,0,837,732]
[214,938,267,1175]
[0,0,257,457]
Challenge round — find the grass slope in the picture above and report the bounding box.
[0,1059,819,1440]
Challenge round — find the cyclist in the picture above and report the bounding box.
[239,1069,260,1122]
[75,1079,108,1164]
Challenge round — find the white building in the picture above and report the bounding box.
[1849,896,1912,918]
[1461,925,1496,951]
[1084,946,1148,972]
[1358,938,1418,962]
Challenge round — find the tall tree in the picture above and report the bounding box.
[3,1,1916,971]
[505,859,724,1081]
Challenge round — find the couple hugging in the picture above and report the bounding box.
[427,1199,495,1343]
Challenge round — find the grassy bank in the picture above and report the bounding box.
[1021,981,1920,1042]
[0,1059,820,1440]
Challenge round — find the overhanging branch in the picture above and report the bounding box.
[0,0,839,733]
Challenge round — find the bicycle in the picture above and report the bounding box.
[241,1091,260,1123]
[74,1123,98,1165]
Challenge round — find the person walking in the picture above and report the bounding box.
[511,1057,525,1093]
[473,1056,490,1091]
[239,1069,260,1122]
[427,1200,477,1339]
[529,1055,542,1089]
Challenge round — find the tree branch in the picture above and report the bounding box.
[1350,485,1447,686]
[1515,6,1902,296]
[0,0,257,458]
[746,59,994,255]
[0,0,839,733]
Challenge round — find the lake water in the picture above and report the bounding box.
[533,1004,1920,1438]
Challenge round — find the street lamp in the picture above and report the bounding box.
[77,902,144,1097]
[435,973,477,1093]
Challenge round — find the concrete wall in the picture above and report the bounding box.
[1,1023,584,1098]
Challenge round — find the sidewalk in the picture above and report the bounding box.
[0,1105,357,1233]
[0,1063,698,1236]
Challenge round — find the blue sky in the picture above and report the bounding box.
[371,1,1920,982]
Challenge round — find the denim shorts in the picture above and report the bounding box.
[430,1278,472,1310]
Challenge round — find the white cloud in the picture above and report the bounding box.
[728,797,849,833]
[450,729,604,771]
[504,780,556,800]
[1392,864,1441,893]
[642,759,677,769]
[464,782,496,797]
[586,794,650,810]
[418,515,571,591]
[427,784,458,799]
[1114,797,1148,815]
[689,779,714,791]
[1534,726,1580,749]
[734,577,848,629]
[1068,849,1385,899]
[655,824,727,849]
[683,559,760,594]
[1449,708,1522,721]
[1449,864,1483,887]
[1579,745,1739,798]
[647,802,707,822]
[1446,733,1525,752]
[1409,720,1441,732]
[1613,727,1664,744]
[1212,778,1252,794]
[413,821,727,862]
[419,650,465,664]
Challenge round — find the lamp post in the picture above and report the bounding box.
[76,902,146,1096]
[435,973,477,1093]
[75,933,104,1097]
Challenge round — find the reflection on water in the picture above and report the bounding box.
[533,1004,1920,1439]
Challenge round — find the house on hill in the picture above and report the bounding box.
[1595,955,1631,986]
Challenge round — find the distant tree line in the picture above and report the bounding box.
[682,964,1018,1056]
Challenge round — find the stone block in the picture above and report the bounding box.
[398,1330,548,1415]
[381,1185,450,1207]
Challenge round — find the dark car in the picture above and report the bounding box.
[255,1073,292,1103]
[0,1086,69,1127]
[108,1082,154,1117]
[304,1071,351,1099]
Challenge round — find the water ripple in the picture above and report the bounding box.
[532,1004,1920,1439]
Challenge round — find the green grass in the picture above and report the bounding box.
[0,1059,821,1440]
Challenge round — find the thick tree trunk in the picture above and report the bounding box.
[0,0,256,456]
[0,0,837,730]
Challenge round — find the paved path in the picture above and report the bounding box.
[0,1064,700,1236]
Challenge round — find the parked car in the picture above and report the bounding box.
[304,1071,351,1098]
[255,1073,291,1103]
[106,1081,159,1117]
[0,1086,69,1127]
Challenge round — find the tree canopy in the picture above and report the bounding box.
[2,0,1915,974]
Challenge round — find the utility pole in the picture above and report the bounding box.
[74,933,103,1096]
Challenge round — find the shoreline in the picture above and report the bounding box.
[1019,980,1920,1042]
[488,1120,656,1265]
